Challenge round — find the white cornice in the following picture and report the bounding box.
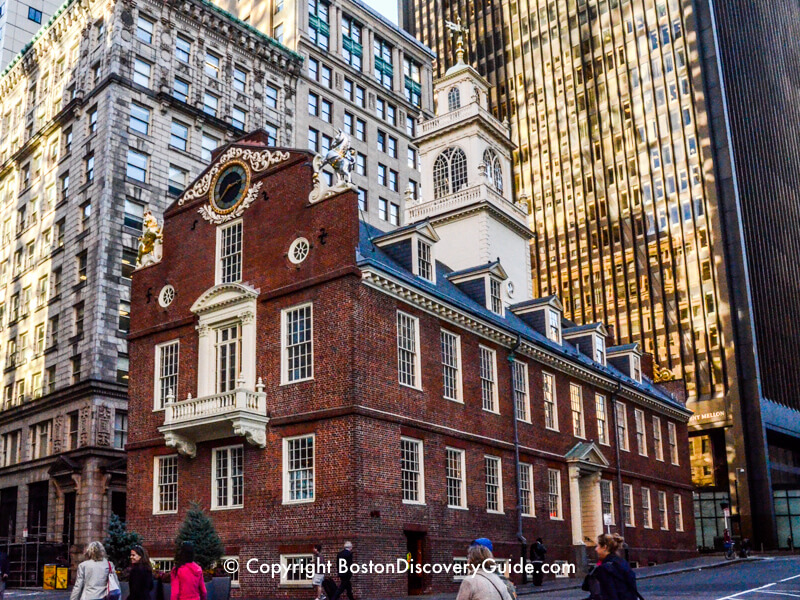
[360,267,692,421]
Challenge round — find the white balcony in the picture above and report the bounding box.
[405,183,528,227]
[418,102,510,140]
[158,379,268,458]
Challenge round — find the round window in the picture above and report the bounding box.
[158,285,176,307]
[288,237,311,264]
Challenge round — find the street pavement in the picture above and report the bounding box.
[5,555,800,600]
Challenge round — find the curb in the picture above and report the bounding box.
[517,557,766,595]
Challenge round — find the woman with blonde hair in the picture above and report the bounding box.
[455,542,513,600]
[581,533,642,600]
[70,542,120,600]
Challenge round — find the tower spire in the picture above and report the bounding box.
[445,18,468,67]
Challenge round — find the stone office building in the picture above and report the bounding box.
[0,0,299,582]
[125,56,694,598]
[211,0,435,229]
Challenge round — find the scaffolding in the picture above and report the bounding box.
[0,515,68,588]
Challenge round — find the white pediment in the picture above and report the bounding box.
[565,441,610,469]
[190,283,260,316]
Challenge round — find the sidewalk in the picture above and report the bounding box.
[3,554,768,600]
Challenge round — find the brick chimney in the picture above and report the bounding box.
[641,352,655,380]
[605,323,616,347]
[659,379,688,406]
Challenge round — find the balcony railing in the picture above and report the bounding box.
[419,102,510,138]
[406,183,528,225]
[158,379,268,458]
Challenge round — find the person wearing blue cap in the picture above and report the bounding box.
[472,538,493,552]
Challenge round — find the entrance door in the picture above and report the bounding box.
[0,487,17,540]
[405,531,426,595]
[27,481,49,540]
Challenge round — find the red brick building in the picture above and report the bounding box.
[126,61,694,598]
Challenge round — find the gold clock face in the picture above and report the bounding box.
[210,161,251,214]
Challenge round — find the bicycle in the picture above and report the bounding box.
[724,540,736,560]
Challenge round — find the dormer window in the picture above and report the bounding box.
[433,147,468,199]
[548,309,561,343]
[489,278,503,315]
[482,148,503,192]
[417,239,433,282]
[632,354,642,382]
[595,335,606,365]
[448,86,460,111]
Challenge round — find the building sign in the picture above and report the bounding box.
[689,410,726,423]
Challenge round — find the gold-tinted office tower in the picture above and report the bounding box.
[401,0,747,547]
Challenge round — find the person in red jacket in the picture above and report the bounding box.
[171,543,207,600]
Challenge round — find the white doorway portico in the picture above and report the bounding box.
[565,441,611,547]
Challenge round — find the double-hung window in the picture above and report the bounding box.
[215,324,241,394]
[658,491,668,529]
[284,434,315,503]
[543,372,558,430]
[642,487,653,528]
[170,121,189,151]
[570,384,585,438]
[154,455,178,514]
[175,35,191,62]
[213,446,244,509]
[205,51,220,78]
[485,456,503,513]
[440,330,461,402]
[653,416,664,461]
[401,437,424,504]
[674,494,684,530]
[282,304,313,384]
[513,361,530,422]
[548,469,562,519]
[616,401,629,451]
[623,483,634,526]
[601,480,614,524]
[404,58,422,107]
[668,422,679,464]
[129,103,150,135]
[596,394,609,444]
[635,409,647,456]
[155,341,179,409]
[137,16,154,43]
[217,221,242,284]
[397,312,420,388]
[519,462,534,516]
[446,447,466,508]
[417,240,433,282]
[479,346,498,413]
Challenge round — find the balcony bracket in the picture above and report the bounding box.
[164,431,198,459]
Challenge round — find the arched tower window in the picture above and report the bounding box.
[482,148,503,192]
[433,147,468,199]
[447,87,461,112]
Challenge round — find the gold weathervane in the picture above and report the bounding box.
[445,18,468,65]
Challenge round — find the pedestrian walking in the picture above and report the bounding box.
[581,533,643,600]
[331,542,354,600]
[530,537,547,586]
[455,543,513,600]
[128,545,154,600]
[0,548,10,600]
[311,544,325,600]
[70,542,121,600]
[170,542,207,600]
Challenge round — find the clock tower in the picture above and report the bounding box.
[407,31,534,303]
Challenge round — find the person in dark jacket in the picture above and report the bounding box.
[582,534,640,600]
[530,538,547,586]
[331,541,354,600]
[128,545,154,600]
[0,549,10,600]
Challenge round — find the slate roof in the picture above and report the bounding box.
[356,222,689,413]
[563,322,606,334]
[510,295,561,310]
[445,260,502,280]
[608,343,641,354]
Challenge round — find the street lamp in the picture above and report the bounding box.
[733,467,745,537]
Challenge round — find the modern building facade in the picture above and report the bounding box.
[401,0,800,549]
[126,60,694,598]
[0,0,62,70]
[0,0,299,582]
[211,0,435,229]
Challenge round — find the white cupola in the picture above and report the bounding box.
[407,25,534,303]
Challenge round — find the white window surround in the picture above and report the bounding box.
[485,276,504,316]
[282,433,315,504]
[216,220,243,285]
[616,401,630,451]
[401,436,425,505]
[543,371,559,431]
[153,340,179,411]
[190,282,258,397]
[412,236,435,283]
[281,303,314,385]
[484,455,504,513]
[221,555,240,587]
[548,308,561,343]
[211,444,244,510]
[519,461,534,517]
[152,454,178,515]
[440,329,463,403]
[279,554,313,586]
[397,311,422,390]
[479,345,499,414]
[594,333,606,365]
[513,360,530,423]
[445,446,467,509]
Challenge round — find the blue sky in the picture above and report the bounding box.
[364,0,399,24]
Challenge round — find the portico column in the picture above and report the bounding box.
[196,324,213,397]
[568,464,583,545]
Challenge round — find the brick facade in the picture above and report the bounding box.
[127,133,695,598]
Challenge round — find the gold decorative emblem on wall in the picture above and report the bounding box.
[653,363,675,383]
